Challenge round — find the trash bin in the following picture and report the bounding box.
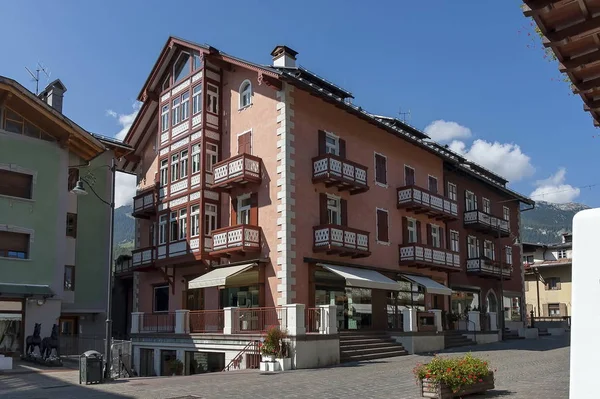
[79,350,104,384]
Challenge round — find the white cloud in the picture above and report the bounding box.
[106,102,142,141]
[530,168,580,204]
[449,139,535,182]
[114,172,136,208]
[424,120,472,142]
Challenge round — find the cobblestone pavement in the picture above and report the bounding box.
[0,335,570,399]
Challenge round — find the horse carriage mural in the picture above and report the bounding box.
[22,323,62,366]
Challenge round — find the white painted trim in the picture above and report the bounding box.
[403,164,415,186]
[447,181,457,201]
[465,190,477,211]
[375,207,390,245]
[482,197,491,213]
[324,131,340,156]
[449,229,460,252]
[0,163,38,200]
[236,193,252,225]
[374,151,388,188]
[503,206,510,221]
[238,79,253,110]
[236,129,253,155]
[0,225,35,260]
[326,194,342,225]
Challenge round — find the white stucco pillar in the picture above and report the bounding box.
[131,312,143,334]
[284,304,305,336]
[153,348,161,376]
[468,311,481,331]
[175,309,189,334]
[318,304,337,334]
[403,308,417,332]
[429,309,443,332]
[488,312,498,331]
[223,307,235,335]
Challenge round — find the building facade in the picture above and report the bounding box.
[121,37,533,374]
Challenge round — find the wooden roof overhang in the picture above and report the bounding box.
[524,0,600,126]
[0,78,105,160]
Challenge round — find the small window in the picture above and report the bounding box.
[447,182,457,201]
[0,169,33,199]
[192,85,202,115]
[170,212,178,242]
[206,143,218,172]
[325,133,339,156]
[376,208,389,243]
[172,97,181,126]
[374,153,387,186]
[503,206,510,221]
[154,285,170,312]
[0,231,29,259]
[181,92,190,121]
[193,51,202,71]
[327,195,341,225]
[548,303,561,316]
[557,249,567,259]
[483,198,491,214]
[524,255,534,264]
[171,154,179,182]
[239,80,253,109]
[173,52,191,84]
[161,104,169,132]
[66,213,77,238]
[428,176,438,194]
[207,84,219,114]
[406,218,417,244]
[404,165,415,186]
[431,225,441,248]
[546,278,561,291]
[68,168,79,192]
[179,209,187,240]
[4,109,24,134]
[64,265,75,291]
[465,191,477,211]
[180,150,188,179]
[237,195,252,225]
[450,230,459,252]
[191,205,200,237]
[484,240,495,260]
[158,215,167,245]
[505,246,513,265]
[205,203,218,235]
[160,159,169,186]
[467,236,479,258]
[161,76,170,92]
[191,144,201,174]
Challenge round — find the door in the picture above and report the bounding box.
[238,132,252,155]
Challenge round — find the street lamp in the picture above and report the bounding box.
[71,158,116,381]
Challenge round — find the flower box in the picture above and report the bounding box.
[276,357,291,371]
[419,372,494,398]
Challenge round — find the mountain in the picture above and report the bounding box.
[113,204,135,258]
[520,201,590,244]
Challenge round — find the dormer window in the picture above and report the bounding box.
[173,52,191,84]
[162,76,170,92]
[239,80,253,109]
[193,51,202,71]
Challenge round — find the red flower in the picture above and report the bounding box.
[479,379,483,382]
[447,368,452,372]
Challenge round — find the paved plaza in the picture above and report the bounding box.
[0,335,570,399]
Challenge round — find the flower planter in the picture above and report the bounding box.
[262,355,275,362]
[419,372,494,398]
[276,357,291,371]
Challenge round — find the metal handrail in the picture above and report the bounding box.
[222,340,260,371]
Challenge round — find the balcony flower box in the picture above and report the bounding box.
[414,354,495,398]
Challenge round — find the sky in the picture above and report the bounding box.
[1,0,598,208]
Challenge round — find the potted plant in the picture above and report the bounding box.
[413,353,495,398]
[446,311,459,330]
[167,358,184,376]
[261,327,291,370]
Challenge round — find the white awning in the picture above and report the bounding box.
[319,264,401,291]
[188,263,256,290]
[401,274,452,296]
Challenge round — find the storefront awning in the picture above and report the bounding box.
[401,274,451,296]
[319,264,401,291]
[188,263,256,290]
[0,283,54,298]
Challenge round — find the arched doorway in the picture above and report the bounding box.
[486,290,498,313]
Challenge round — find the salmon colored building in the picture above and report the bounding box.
[117,37,533,375]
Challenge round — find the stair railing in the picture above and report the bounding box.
[222,340,261,372]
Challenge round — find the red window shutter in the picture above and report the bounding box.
[339,139,346,159]
[377,210,388,242]
[231,196,238,225]
[0,231,29,253]
[319,193,328,225]
[426,224,432,246]
[318,130,327,155]
[238,132,252,155]
[250,193,259,225]
[341,199,348,227]
[416,221,422,244]
[402,217,409,245]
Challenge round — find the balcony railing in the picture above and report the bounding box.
[313,224,371,258]
[131,246,155,271]
[312,154,369,195]
[232,307,287,333]
[209,224,262,256]
[211,153,262,190]
[397,185,457,220]
[398,244,461,271]
[114,257,133,275]
[466,257,512,279]
[189,310,224,333]
[138,313,176,333]
[132,185,157,219]
[463,210,510,237]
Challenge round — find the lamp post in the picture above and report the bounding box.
[71,158,116,381]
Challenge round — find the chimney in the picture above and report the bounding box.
[38,79,67,114]
[271,45,298,68]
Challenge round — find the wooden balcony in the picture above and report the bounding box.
[132,185,157,219]
[313,224,371,258]
[397,185,458,221]
[463,210,510,237]
[209,224,261,256]
[131,246,156,271]
[398,244,461,272]
[466,257,512,279]
[211,154,262,191]
[312,154,369,195]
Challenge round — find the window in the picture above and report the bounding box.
[154,285,169,312]
[162,76,170,92]
[404,165,415,186]
[546,278,561,291]
[503,206,510,221]
[450,230,459,252]
[548,303,561,316]
[179,209,187,239]
[326,195,341,225]
[484,240,495,260]
[207,84,219,114]
[68,168,79,192]
[171,154,179,182]
[192,85,202,115]
[205,203,217,235]
[557,249,567,259]
[64,265,75,291]
[447,182,457,201]
[161,104,169,132]
[172,97,181,126]
[465,191,477,211]
[158,215,167,244]
[483,198,491,214]
[191,144,201,174]
[428,176,438,194]
[0,169,33,199]
[523,255,534,264]
[180,150,188,179]
[173,52,190,84]
[0,231,29,259]
[467,236,479,258]
[239,80,252,108]
[170,212,178,242]
[376,208,389,243]
[206,143,218,172]
[66,213,77,238]
[160,159,168,186]
[325,133,339,155]
[374,153,387,186]
[193,51,202,70]
[431,225,441,248]
[190,205,200,237]
[407,218,417,244]
[181,92,190,121]
[505,246,513,265]
[3,108,52,141]
[237,195,252,225]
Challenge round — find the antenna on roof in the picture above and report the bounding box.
[398,107,411,123]
[25,62,51,95]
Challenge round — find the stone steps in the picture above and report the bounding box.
[339,331,408,363]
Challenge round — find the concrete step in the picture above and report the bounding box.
[339,334,391,342]
[340,340,399,350]
[341,344,407,357]
[340,349,409,362]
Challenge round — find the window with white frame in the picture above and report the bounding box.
[431,224,441,248]
[505,246,512,265]
[237,194,252,225]
[170,212,178,242]
[192,85,202,115]
[484,240,495,260]
[191,144,201,174]
[179,209,187,240]
[180,150,188,179]
[327,195,341,225]
[191,205,200,237]
[204,203,217,235]
[450,230,459,252]
[325,132,339,155]
[483,197,491,213]
[206,143,218,172]
[158,215,167,244]
[207,84,219,114]
[171,154,179,182]
[557,249,567,259]
[465,191,477,211]
[503,206,510,221]
[447,182,457,201]
[407,218,417,244]
[172,97,181,126]
[467,236,479,258]
[161,104,169,132]
[181,92,190,121]
[375,153,387,185]
[239,80,252,108]
[160,159,168,186]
